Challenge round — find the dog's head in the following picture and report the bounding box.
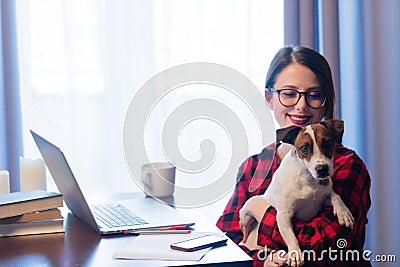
[276,120,344,180]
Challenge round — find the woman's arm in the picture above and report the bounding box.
[217,156,255,244]
[217,153,277,266]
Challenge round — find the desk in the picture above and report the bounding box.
[0,193,252,267]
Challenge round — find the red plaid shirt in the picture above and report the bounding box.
[217,143,371,267]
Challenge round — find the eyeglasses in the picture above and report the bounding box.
[268,88,326,109]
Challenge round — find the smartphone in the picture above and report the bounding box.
[170,235,228,252]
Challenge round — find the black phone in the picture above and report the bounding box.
[170,235,228,252]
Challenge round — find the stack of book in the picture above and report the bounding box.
[0,190,64,237]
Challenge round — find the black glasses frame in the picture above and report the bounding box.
[267,88,326,109]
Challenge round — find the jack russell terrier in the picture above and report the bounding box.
[239,120,354,267]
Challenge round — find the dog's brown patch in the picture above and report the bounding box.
[321,120,344,144]
[311,124,335,158]
[294,129,313,162]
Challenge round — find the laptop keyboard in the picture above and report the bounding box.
[92,203,148,228]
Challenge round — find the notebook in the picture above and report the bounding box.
[30,130,194,235]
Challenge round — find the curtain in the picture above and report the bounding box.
[341,0,400,261]
[285,0,400,263]
[284,0,341,119]
[0,0,23,192]
[356,0,400,261]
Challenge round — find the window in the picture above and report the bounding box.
[16,0,283,219]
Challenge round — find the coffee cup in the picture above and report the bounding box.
[140,162,176,198]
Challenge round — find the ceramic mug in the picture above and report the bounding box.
[140,162,176,198]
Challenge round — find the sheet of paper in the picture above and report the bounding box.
[113,232,220,261]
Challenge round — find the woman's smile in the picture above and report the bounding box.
[287,114,312,126]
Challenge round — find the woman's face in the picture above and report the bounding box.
[266,63,326,128]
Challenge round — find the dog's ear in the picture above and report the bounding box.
[276,125,301,145]
[321,119,344,144]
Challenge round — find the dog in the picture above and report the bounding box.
[239,120,354,267]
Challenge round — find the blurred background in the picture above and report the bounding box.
[1,1,399,266]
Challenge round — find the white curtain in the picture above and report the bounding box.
[16,0,283,221]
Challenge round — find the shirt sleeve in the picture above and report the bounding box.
[217,145,277,267]
[257,146,371,263]
[216,156,253,244]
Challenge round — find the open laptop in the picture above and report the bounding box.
[30,130,194,235]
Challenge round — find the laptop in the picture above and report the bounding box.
[30,130,194,235]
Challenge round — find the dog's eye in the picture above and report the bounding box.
[300,145,310,154]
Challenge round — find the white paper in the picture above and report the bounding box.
[113,232,214,261]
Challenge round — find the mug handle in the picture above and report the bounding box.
[141,171,153,190]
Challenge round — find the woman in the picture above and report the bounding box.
[216,46,371,267]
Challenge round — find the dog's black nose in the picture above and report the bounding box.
[316,164,329,178]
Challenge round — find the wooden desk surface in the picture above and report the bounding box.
[0,193,252,267]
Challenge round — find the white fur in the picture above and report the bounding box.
[239,126,354,267]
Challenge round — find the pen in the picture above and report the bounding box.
[124,229,191,235]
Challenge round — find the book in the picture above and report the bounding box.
[0,218,64,237]
[0,190,63,219]
[0,208,62,224]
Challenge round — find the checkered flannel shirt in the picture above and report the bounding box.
[216,143,371,267]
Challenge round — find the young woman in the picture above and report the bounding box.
[217,46,371,267]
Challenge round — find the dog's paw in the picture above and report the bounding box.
[287,247,304,267]
[334,205,354,229]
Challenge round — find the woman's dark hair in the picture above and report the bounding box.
[265,46,335,119]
